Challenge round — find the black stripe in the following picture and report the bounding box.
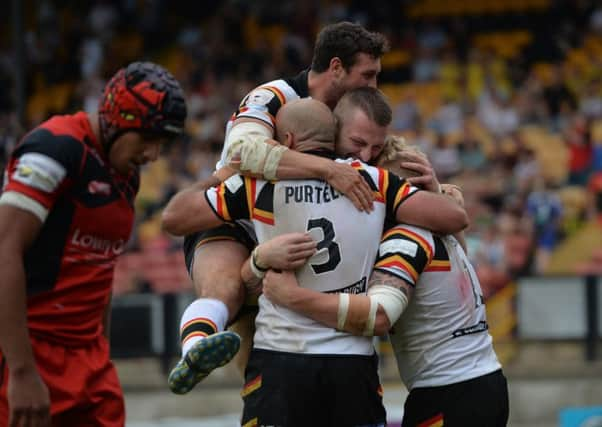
[284,69,309,98]
[181,321,217,341]
[224,179,252,220]
[255,182,274,214]
[433,236,450,261]
[359,169,378,192]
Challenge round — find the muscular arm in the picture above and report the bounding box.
[0,204,51,426]
[160,171,231,236]
[262,269,412,337]
[395,190,468,235]
[227,118,373,210]
[0,205,42,377]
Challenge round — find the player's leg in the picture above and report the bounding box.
[241,349,328,427]
[169,226,251,394]
[328,353,386,426]
[55,338,125,427]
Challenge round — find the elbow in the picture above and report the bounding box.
[372,313,392,337]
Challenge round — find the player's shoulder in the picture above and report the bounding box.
[246,70,309,105]
[383,223,436,248]
[12,112,94,175]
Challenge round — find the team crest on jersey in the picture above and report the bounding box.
[12,153,66,193]
[245,88,275,107]
[88,180,111,196]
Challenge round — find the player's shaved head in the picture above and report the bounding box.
[275,98,336,153]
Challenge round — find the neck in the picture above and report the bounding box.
[307,70,337,109]
[87,112,108,157]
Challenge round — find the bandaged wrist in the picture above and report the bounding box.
[263,144,288,181]
[252,247,268,271]
[249,255,266,279]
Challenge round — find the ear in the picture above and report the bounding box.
[284,131,295,150]
[329,57,343,76]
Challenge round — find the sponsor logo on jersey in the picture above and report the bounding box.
[284,184,341,204]
[12,153,66,193]
[88,180,111,196]
[245,88,276,106]
[326,276,367,294]
[71,228,125,255]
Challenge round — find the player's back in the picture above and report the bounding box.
[386,227,501,390]
[252,160,408,355]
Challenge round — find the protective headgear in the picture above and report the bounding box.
[98,61,187,149]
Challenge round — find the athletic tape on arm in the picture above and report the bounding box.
[367,284,408,327]
[0,191,48,222]
[225,122,288,180]
[337,293,350,331]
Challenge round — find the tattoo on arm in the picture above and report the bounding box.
[369,271,412,298]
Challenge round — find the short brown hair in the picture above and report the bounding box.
[311,22,389,72]
[334,87,392,129]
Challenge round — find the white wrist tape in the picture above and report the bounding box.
[263,144,288,180]
[337,293,350,331]
[226,122,286,179]
[367,284,409,327]
[249,256,266,279]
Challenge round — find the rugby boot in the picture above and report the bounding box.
[168,330,241,394]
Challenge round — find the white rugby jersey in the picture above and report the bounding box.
[374,225,501,390]
[206,159,419,355]
[217,70,310,169]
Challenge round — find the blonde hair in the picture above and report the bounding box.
[376,134,425,178]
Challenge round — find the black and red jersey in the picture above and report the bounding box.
[2,112,139,345]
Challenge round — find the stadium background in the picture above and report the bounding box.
[1,0,601,426]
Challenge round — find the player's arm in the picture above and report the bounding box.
[262,269,412,336]
[440,183,467,252]
[0,204,50,425]
[160,169,234,236]
[240,233,317,294]
[226,118,374,211]
[394,186,468,235]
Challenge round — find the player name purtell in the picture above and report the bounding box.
[284,184,341,204]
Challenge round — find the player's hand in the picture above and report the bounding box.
[255,233,317,270]
[325,162,374,212]
[262,269,299,306]
[440,183,464,207]
[399,151,441,193]
[213,166,236,182]
[8,367,51,427]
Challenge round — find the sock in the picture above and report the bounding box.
[179,298,229,356]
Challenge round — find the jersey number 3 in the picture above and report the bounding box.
[307,218,341,274]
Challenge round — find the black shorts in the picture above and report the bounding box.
[402,369,509,427]
[241,348,386,427]
[183,223,257,276]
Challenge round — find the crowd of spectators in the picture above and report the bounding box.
[1,0,602,297]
